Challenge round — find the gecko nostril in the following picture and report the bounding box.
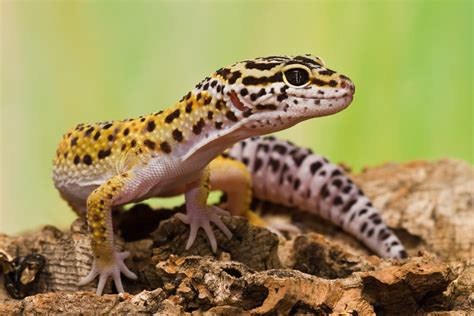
[340,81,346,88]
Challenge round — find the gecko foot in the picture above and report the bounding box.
[175,205,233,253]
[78,251,137,295]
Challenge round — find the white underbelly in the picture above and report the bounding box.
[57,154,207,208]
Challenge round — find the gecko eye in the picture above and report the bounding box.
[283,67,310,87]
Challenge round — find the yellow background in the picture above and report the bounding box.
[1,0,472,234]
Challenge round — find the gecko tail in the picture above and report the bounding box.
[227,136,407,259]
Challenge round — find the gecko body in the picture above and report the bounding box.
[53,54,356,295]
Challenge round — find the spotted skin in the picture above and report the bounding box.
[53,54,355,295]
[227,136,407,259]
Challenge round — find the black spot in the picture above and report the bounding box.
[215,100,224,110]
[358,208,368,216]
[85,127,94,136]
[293,179,301,190]
[185,91,192,100]
[369,214,382,225]
[103,123,113,129]
[245,61,280,70]
[165,109,180,124]
[291,152,308,167]
[321,184,330,199]
[108,134,114,141]
[242,157,249,165]
[71,137,78,147]
[144,139,156,150]
[123,128,130,136]
[277,94,288,102]
[253,158,263,172]
[160,141,171,153]
[207,111,213,120]
[203,83,209,90]
[273,144,287,155]
[185,103,193,113]
[240,88,248,96]
[93,131,101,141]
[331,169,342,177]
[360,222,367,233]
[210,80,218,88]
[257,143,269,152]
[147,120,156,132]
[131,140,136,147]
[310,161,323,174]
[349,213,356,222]
[243,108,253,117]
[378,229,391,241]
[313,78,329,86]
[399,250,408,258]
[83,154,93,165]
[192,118,205,135]
[342,185,352,194]
[98,149,111,159]
[319,170,327,176]
[332,179,343,188]
[256,104,277,111]
[367,228,374,237]
[226,111,238,122]
[268,158,280,172]
[328,80,337,87]
[334,196,344,205]
[319,69,336,76]
[241,73,283,86]
[293,55,323,67]
[279,163,289,185]
[228,71,242,84]
[73,155,80,164]
[342,199,357,213]
[215,121,223,129]
[172,129,183,142]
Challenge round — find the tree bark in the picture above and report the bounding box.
[0,159,472,315]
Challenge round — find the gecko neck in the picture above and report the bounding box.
[151,89,252,167]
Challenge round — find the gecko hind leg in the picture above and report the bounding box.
[208,155,301,236]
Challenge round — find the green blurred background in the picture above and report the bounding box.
[1,0,472,235]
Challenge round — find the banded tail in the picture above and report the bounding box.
[227,136,407,259]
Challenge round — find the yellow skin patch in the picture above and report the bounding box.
[52,54,355,295]
[54,91,223,180]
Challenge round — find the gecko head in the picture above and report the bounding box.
[206,54,355,134]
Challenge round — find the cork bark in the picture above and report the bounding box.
[0,159,472,315]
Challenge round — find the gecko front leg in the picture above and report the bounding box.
[175,166,233,252]
[78,172,138,295]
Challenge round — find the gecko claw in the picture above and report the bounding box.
[176,205,232,253]
[78,251,137,295]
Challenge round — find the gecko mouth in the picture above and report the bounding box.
[288,88,355,101]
